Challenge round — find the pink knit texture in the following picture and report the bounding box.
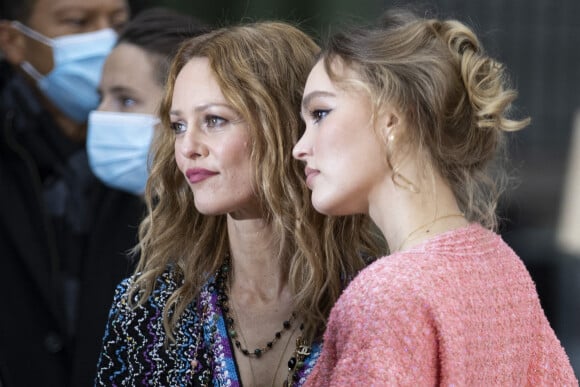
[306,224,578,386]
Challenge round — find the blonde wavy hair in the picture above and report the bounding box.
[132,21,380,341]
[322,9,530,230]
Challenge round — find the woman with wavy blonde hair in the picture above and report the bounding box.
[96,20,378,386]
[294,9,577,385]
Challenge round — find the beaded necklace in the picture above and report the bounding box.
[214,259,312,386]
[215,260,297,358]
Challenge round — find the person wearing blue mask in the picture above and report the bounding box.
[0,1,147,386]
[87,8,210,196]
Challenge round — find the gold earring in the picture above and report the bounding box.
[393,172,420,193]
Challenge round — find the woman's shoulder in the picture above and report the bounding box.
[337,222,540,325]
[338,224,511,307]
[112,267,184,310]
[103,267,205,359]
[334,254,422,320]
[98,268,208,386]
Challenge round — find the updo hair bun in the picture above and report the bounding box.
[436,19,530,134]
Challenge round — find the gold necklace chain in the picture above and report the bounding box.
[230,301,258,386]
[271,323,300,387]
[395,213,464,252]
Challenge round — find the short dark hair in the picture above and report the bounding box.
[0,0,35,21]
[116,7,210,86]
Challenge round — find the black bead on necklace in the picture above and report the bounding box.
[215,259,297,359]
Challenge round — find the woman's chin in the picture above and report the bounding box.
[312,196,341,216]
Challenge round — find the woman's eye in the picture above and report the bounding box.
[62,18,88,28]
[111,18,128,32]
[311,109,330,123]
[170,121,186,134]
[121,97,137,108]
[203,115,226,129]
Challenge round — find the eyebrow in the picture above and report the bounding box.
[169,103,236,117]
[301,91,336,110]
[108,85,136,95]
[53,4,129,16]
[96,85,134,98]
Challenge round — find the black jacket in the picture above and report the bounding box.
[0,61,145,387]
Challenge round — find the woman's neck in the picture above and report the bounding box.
[371,171,467,253]
[226,216,286,303]
[224,215,299,387]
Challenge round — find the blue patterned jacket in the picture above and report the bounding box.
[95,270,321,386]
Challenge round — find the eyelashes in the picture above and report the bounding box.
[170,114,230,134]
[309,109,331,124]
[170,121,186,134]
[203,115,226,128]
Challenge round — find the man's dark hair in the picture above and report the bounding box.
[116,7,210,85]
[0,0,35,21]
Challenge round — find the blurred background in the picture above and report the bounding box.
[133,0,580,375]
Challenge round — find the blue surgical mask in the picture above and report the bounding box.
[12,21,116,123]
[87,111,157,195]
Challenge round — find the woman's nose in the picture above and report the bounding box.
[176,127,208,159]
[293,130,312,160]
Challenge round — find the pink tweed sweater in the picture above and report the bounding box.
[306,224,578,386]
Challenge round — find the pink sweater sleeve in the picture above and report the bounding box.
[528,319,579,386]
[307,276,441,385]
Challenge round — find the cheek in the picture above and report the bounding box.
[227,145,254,187]
[144,89,164,114]
[174,143,185,172]
[96,95,112,111]
[229,154,253,184]
[26,41,54,74]
[315,129,346,163]
[223,136,251,165]
[317,115,348,149]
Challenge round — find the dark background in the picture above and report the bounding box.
[131,0,580,376]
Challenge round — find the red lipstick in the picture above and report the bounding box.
[186,168,217,184]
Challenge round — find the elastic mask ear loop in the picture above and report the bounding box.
[11,21,53,82]
[10,21,54,46]
[19,61,44,82]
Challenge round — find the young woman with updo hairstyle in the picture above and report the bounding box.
[294,8,578,385]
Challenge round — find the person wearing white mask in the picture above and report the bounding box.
[0,1,147,386]
[87,8,209,196]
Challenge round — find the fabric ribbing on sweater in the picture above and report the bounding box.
[306,223,578,386]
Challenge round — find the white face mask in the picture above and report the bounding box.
[11,21,117,123]
[87,110,158,195]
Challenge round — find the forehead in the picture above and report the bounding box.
[27,0,129,30]
[172,57,229,108]
[305,60,333,91]
[305,58,359,92]
[30,0,128,15]
[101,43,158,87]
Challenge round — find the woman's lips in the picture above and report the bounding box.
[186,168,218,184]
[305,166,319,188]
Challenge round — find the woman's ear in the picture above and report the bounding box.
[381,109,400,142]
[0,21,27,65]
